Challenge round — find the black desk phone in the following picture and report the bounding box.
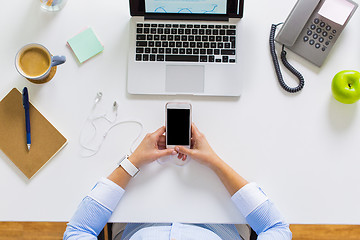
[270,0,358,93]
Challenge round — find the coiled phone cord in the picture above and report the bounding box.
[269,23,305,93]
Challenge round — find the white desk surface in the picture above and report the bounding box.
[1,0,360,224]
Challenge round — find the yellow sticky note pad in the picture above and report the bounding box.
[67,27,104,63]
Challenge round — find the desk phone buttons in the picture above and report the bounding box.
[303,17,337,52]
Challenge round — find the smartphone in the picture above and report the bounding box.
[166,102,192,149]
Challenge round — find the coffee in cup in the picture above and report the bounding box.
[15,43,66,81]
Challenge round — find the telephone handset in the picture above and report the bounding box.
[276,0,358,67]
[270,0,358,93]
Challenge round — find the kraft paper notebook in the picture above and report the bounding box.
[0,88,67,179]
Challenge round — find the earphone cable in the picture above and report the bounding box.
[79,93,143,158]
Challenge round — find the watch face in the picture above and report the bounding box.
[119,155,139,177]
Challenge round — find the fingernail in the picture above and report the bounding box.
[175,147,179,151]
[171,150,177,155]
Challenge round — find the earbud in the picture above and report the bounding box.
[94,92,103,104]
[113,101,118,111]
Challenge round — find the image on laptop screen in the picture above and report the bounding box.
[145,0,227,14]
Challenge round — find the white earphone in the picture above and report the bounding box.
[79,92,143,157]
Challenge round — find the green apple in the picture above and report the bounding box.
[331,70,360,104]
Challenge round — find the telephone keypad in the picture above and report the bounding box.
[302,17,337,52]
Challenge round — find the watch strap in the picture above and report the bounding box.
[119,155,139,177]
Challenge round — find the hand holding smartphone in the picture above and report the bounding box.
[161,102,192,166]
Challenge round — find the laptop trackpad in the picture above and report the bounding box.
[165,65,204,93]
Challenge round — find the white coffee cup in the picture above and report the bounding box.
[15,43,66,81]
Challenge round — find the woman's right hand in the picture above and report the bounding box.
[177,123,249,196]
[175,123,222,169]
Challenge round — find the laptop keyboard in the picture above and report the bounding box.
[135,23,236,63]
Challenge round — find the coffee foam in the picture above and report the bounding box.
[19,47,51,77]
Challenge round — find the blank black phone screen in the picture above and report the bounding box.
[167,109,190,145]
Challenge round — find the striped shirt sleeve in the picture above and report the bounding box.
[63,178,125,240]
[231,183,292,240]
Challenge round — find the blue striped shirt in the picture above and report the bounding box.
[64,178,292,239]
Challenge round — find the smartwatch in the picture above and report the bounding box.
[118,155,139,177]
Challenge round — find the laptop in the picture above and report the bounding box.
[127,0,244,96]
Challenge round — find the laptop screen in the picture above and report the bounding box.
[145,0,227,15]
[129,0,244,19]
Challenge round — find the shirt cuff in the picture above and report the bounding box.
[231,182,269,218]
[88,177,125,212]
